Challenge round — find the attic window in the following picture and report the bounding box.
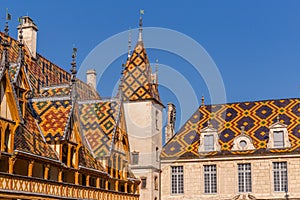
[267,116,291,149]
[198,121,221,153]
[231,126,255,151]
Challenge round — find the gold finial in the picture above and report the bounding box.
[277,115,280,123]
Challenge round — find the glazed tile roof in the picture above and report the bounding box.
[0,32,100,100]
[122,40,160,102]
[78,100,120,157]
[40,85,71,97]
[14,107,59,161]
[161,98,300,159]
[31,98,72,142]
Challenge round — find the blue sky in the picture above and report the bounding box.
[1,0,300,130]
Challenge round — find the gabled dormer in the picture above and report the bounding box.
[198,121,221,153]
[267,116,291,149]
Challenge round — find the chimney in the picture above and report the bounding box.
[165,103,176,143]
[86,69,97,90]
[18,16,38,58]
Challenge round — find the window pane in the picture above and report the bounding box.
[171,166,184,194]
[204,135,214,151]
[273,162,287,192]
[274,131,284,148]
[238,164,251,193]
[132,152,139,165]
[204,165,217,194]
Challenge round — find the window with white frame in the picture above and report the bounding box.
[238,164,252,193]
[198,123,221,153]
[171,166,184,194]
[267,117,291,149]
[204,165,217,194]
[273,162,288,192]
[273,131,284,148]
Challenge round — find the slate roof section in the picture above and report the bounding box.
[161,98,300,159]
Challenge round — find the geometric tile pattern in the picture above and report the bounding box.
[161,98,300,159]
[0,32,100,100]
[32,99,72,142]
[41,85,70,97]
[78,101,118,157]
[122,41,160,102]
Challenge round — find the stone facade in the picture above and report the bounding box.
[161,155,300,200]
[124,101,163,200]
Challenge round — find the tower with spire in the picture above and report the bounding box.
[121,11,164,200]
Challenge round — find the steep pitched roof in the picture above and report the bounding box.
[122,30,160,103]
[161,98,300,159]
[14,107,59,161]
[0,32,100,100]
[78,99,130,158]
[31,95,72,142]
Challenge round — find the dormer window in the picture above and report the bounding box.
[198,121,221,153]
[273,131,284,148]
[204,135,214,151]
[267,116,291,149]
[232,126,255,151]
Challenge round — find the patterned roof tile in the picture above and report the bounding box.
[161,98,300,159]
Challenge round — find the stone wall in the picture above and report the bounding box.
[161,156,300,200]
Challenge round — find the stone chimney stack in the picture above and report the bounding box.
[86,69,97,90]
[18,16,38,58]
[165,103,176,143]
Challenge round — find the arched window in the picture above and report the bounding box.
[62,144,68,165]
[154,176,158,190]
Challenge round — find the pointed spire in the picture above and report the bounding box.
[155,59,158,84]
[70,47,77,100]
[119,63,126,100]
[17,17,24,65]
[127,29,132,59]
[70,47,77,83]
[138,10,144,43]
[1,15,11,71]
